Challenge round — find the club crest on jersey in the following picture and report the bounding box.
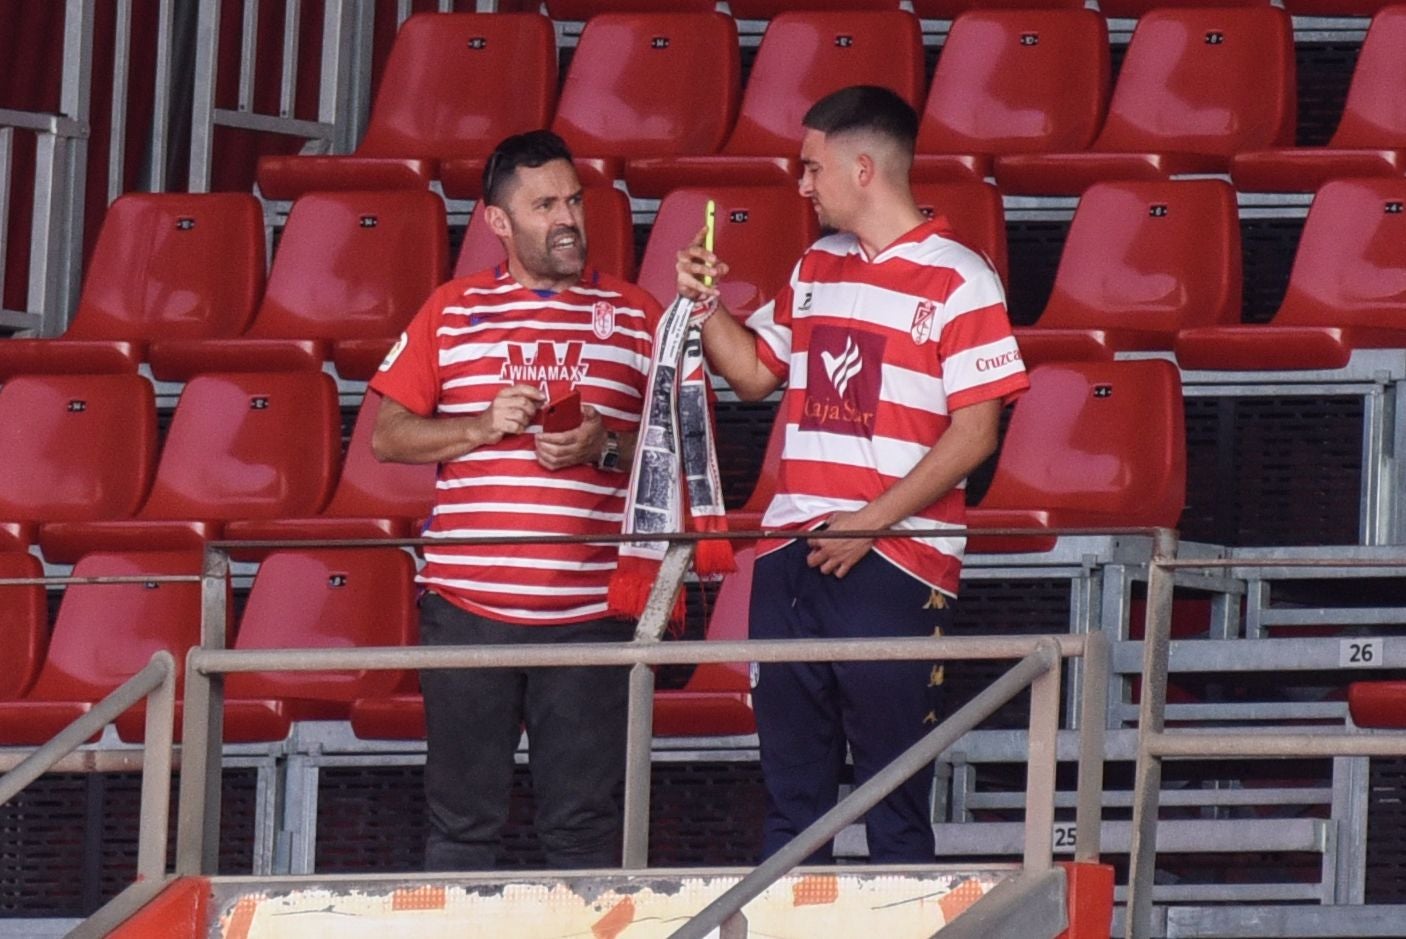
[592,301,615,340]
[500,340,589,400]
[911,299,937,345]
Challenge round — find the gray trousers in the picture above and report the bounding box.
[418,592,633,871]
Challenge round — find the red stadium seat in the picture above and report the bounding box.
[554,13,739,171]
[116,548,417,743]
[40,372,340,562]
[1348,681,1406,728]
[727,417,786,535]
[1283,0,1401,15]
[348,691,426,741]
[0,553,45,701]
[626,11,925,196]
[1175,179,1406,371]
[453,186,636,281]
[996,8,1295,195]
[225,390,437,543]
[653,547,755,737]
[1016,180,1241,367]
[0,374,157,549]
[442,14,740,195]
[636,186,819,319]
[728,0,901,16]
[912,181,1010,287]
[256,13,557,200]
[147,190,447,381]
[0,551,202,746]
[545,0,714,18]
[1098,0,1270,19]
[0,193,264,378]
[913,10,1109,184]
[967,360,1187,553]
[1232,7,1406,192]
[912,0,1082,18]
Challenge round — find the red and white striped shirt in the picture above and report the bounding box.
[748,218,1029,596]
[371,267,660,625]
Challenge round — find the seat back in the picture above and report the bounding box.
[637,186,819,318]
[0,553,45,700]
[977,360,1186,527]
[455,187,636,281]
[248,190,446,342]
[734,416,787,524]
[684,546,756,694]
[64,193,264,342]
[322,391,437,521]
[26,551,202,702]
[912,181,1010,287]
[1330,7,1406,148]
[1037,179,1242,334]
[1094,8,1295,157]
[138,372,339,521]
[225,548,417,702]
[729,0,902,16]
[546,0,714,17]
[913,0,1082,17]
[919,10,1109,158]
[723,11,924,157]
[356,13,557,160]
[1098,0,1270,19]
[1274,178,1406,328]
[552,13,739,160]
[0,374,157,523]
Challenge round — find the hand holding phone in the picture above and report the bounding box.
[541,390,582,433]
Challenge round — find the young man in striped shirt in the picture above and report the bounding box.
[677,86,1029,862]
[371,131,661,871]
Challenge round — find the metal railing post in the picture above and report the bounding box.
[175,547,229,875]
[137,647,177,881]
[667,639,1062,939]
[188,0,220,192]
[1126,531,1178,939]
[1023,640,1063,872]
[622,542,694,868]
[1074,629,1108,862]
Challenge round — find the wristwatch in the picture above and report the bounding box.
[597,430,623,472]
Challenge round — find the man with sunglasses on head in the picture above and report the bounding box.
[677,86,1029,864]
[371,130,661,871]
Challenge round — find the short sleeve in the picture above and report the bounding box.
[936,265,1029,412]
[368,283,448,417]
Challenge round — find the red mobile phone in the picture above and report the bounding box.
[541,390,582,432]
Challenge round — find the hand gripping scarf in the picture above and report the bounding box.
[608,295,734,623]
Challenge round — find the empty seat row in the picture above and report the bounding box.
[0,354,1187,565]
[0,545,753,745]
[0,373,433,558]
[542,0,1401,22]
[12,167,1406,392]
[0,355,1190,747]
[257,7,1404,201]
[0,182,999,381]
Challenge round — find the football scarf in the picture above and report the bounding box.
[608,295,734,623]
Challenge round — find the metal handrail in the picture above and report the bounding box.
[167,527,1131,934]
[668,638,1068,939]
[0,651,177,882]
[1126,550,1406,939]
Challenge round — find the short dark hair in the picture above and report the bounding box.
[482,130,575,207]
[802,85,918,153]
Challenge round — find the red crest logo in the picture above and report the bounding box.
[911,299,936,345]
[592,301,615,340]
